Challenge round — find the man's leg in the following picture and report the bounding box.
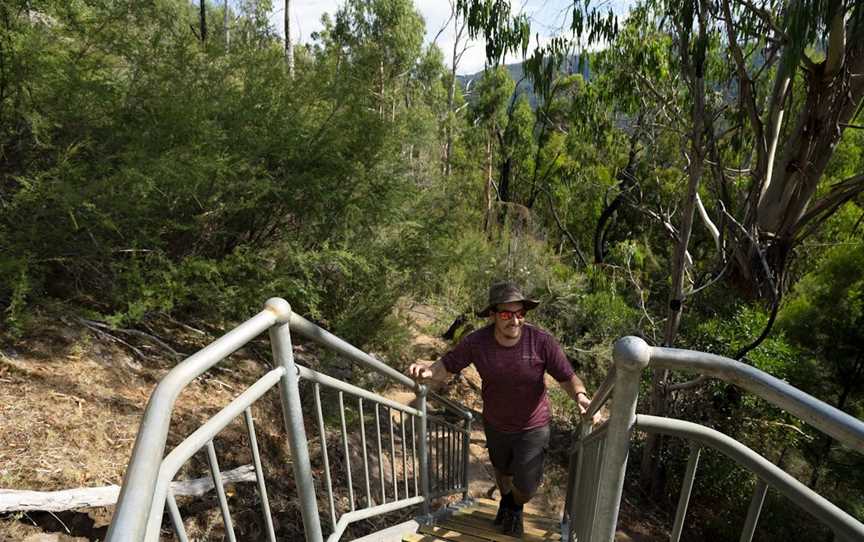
[493,467,514,498]
[484,424,516,525]
[502,425,551,536]
[492,468,516,524]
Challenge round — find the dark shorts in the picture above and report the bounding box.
[484,423,551,496]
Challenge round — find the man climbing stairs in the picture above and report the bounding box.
[403,498,561,542]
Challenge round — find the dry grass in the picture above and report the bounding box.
[0,318,276,540]
[0,322,251,492]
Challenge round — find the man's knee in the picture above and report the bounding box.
[511,485,534,504]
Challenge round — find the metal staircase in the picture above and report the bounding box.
[106,299,864,542]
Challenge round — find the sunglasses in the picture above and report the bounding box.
[496,309,526,320]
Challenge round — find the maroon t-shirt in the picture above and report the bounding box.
[441,324,575,433]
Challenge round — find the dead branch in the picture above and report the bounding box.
[0,465,256,512]
[78,318,184,360]
[545,187,588,267]
[75,318,145,368]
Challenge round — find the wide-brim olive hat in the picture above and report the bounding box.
[476,281,539,317]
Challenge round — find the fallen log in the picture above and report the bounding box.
[0,464,256,512]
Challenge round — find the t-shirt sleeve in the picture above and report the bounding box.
[440,337,473,374]
[544,336,575,382]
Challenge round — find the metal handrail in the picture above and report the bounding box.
[636,415,864,542]
[288,311,421,391]
[106,305,281,541]
[564,336,864,542]
[108,298,473,542]
[649,346,864,453]
[585,365,616,419]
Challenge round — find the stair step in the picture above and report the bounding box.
[400,501,561,542]
[453,507,560,531]
[472,498,559,521]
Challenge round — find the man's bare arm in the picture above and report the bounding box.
[558,374,592,414]
[407,359,452,384]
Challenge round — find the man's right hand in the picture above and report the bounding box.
[407,362,434,381]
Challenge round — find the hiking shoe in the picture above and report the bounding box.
[494,500,510,525]
[501,508,524,537]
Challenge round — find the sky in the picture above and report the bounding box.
[267,1,636,75]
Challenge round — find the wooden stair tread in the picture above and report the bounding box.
[438,516,559,542]
[454,507,560,530]
[412,525,492,541]
[471,498,561,523]
[472,498,560,521]
[401,502,561,542]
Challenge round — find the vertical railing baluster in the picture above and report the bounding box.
[313,384,337,531]
[439,424,444,491]
[338,391,355,511]
[441,423,446,491]
[433,422,441,491]
[449,425,454,492]
[585,436,604,536]
[433,422,437,492]
[671,444,701,542]
[453,425,458,490]
[411,415,419,497]
[442,424,447,491]
[455,425,460,491]
[243,409,277,542]
[376,403,385,505]
[462,414,472,500]
[359,398,372,508]
[389,407,398,501]
[166,490,189,542]
[269,299,323,542]
[401,410,408,498]
[457,428,462,491]
[568,425,589,537]
[205,441,237,542]
[418,386,431,517]
[740,479,769,542]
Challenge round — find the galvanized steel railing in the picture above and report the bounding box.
[563,336,864,542]
[106,298,473,542]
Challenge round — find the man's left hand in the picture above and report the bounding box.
[576,392,592,415]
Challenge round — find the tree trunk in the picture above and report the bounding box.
[224,0,229,51]
[484,137,494,234]
[444,9,463,178]
[199,0,207,42]
[640,0,708,498]
[285,0,294,76]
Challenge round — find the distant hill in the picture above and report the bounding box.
[456,55,591,108]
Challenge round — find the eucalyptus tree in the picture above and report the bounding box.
[468,66,515,232]
[329,0,424,119]
[457,0,864,496]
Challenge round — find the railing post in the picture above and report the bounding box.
[591,336,651,542]
[462,413,472,501]
[267,298,324,542]
[417,385,431,519]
